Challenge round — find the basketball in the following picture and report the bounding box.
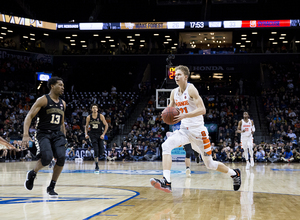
[161,107,180,125]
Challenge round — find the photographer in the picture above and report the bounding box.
[132,146,144,161]
[281,146,294,163]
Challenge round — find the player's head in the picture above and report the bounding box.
[243,112,249,119]
[175,65,190,85]
[91,104,98,113]
[47,76,64,95]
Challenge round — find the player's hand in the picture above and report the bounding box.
[173,113,185,124]
[100,134,104,139]
[22,135,32,148]
[65,138,68,148]
[242,129,245,133]
[85,135,89,139]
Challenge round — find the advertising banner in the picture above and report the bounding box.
[120,22,167,29]
[242,20,290,28]
[0,13,56,30]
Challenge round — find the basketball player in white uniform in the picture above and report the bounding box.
[150,65,241,193]
[237,112,255,169]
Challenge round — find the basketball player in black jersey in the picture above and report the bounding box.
[85,104,108,173]
[22,77,66,198]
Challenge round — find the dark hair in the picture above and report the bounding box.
[90,104,98,109]
[47,76,63,90]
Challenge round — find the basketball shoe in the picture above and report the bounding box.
[186,168,191,177]
[231,169,241,191]
[24,170,36,190]
[246,161,250,170]
[250,158,254,167]
[47,186,58,198]
[150,177,172,193]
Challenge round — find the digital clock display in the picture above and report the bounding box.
[166,66,176,85]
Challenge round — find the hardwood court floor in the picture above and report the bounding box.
[1,160,300,220]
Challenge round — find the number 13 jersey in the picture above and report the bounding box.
[36,94,64,131]
[174,83,204,128]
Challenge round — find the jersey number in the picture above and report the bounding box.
[92,124,98,129]
[50,114,61,124]
[179,107,188,114]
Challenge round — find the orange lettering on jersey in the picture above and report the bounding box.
[243,125,251,127]
[175,100,189,107]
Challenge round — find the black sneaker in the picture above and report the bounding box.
[94,167,99,173]
[231,169,241,191]
[24,170,36,190]
[47,187,58,198]
[150,177,172,193]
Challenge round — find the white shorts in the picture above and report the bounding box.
[162,125,212,157]
[241,137,253,149]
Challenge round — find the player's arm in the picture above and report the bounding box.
[100,114,108,139]
[236,120,243,133]
[251,120,255,135]
[174,85,205,123]
[61,100,66,136]
[168,89,176,108]
[85,115,90,139]
[22,96,47,145]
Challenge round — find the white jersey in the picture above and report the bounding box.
[174,83,204,128]
[241,119,252,138]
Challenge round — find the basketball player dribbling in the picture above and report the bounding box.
[23,77,66,198]
[237,112,255,169]
[85,104,108,173]
[150,65,241,193]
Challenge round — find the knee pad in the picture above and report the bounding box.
[41,151,53,166]
[185,151,191,158]
[56,155,65,166]
[202,156,218,170]
[184,144,192,158]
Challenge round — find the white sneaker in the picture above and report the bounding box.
[246,162,250,170]
[186,168,191,177]
[250,158,254,167]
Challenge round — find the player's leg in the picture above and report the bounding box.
[98,138,104,161]
[48,131,67,197]
[150,130,189,193]
[25,133,52,191]
[249,139,254,167]
[242,139,250,169]
[91,135,99,171]
[184,144,192,177]
[193,127,241,191]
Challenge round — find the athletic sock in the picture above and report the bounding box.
[49,180,56,189]
[227,168,236,176]
[163,170,171,183]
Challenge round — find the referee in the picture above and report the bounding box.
[85,104,108,173]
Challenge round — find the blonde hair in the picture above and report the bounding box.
[175,65,190,77]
